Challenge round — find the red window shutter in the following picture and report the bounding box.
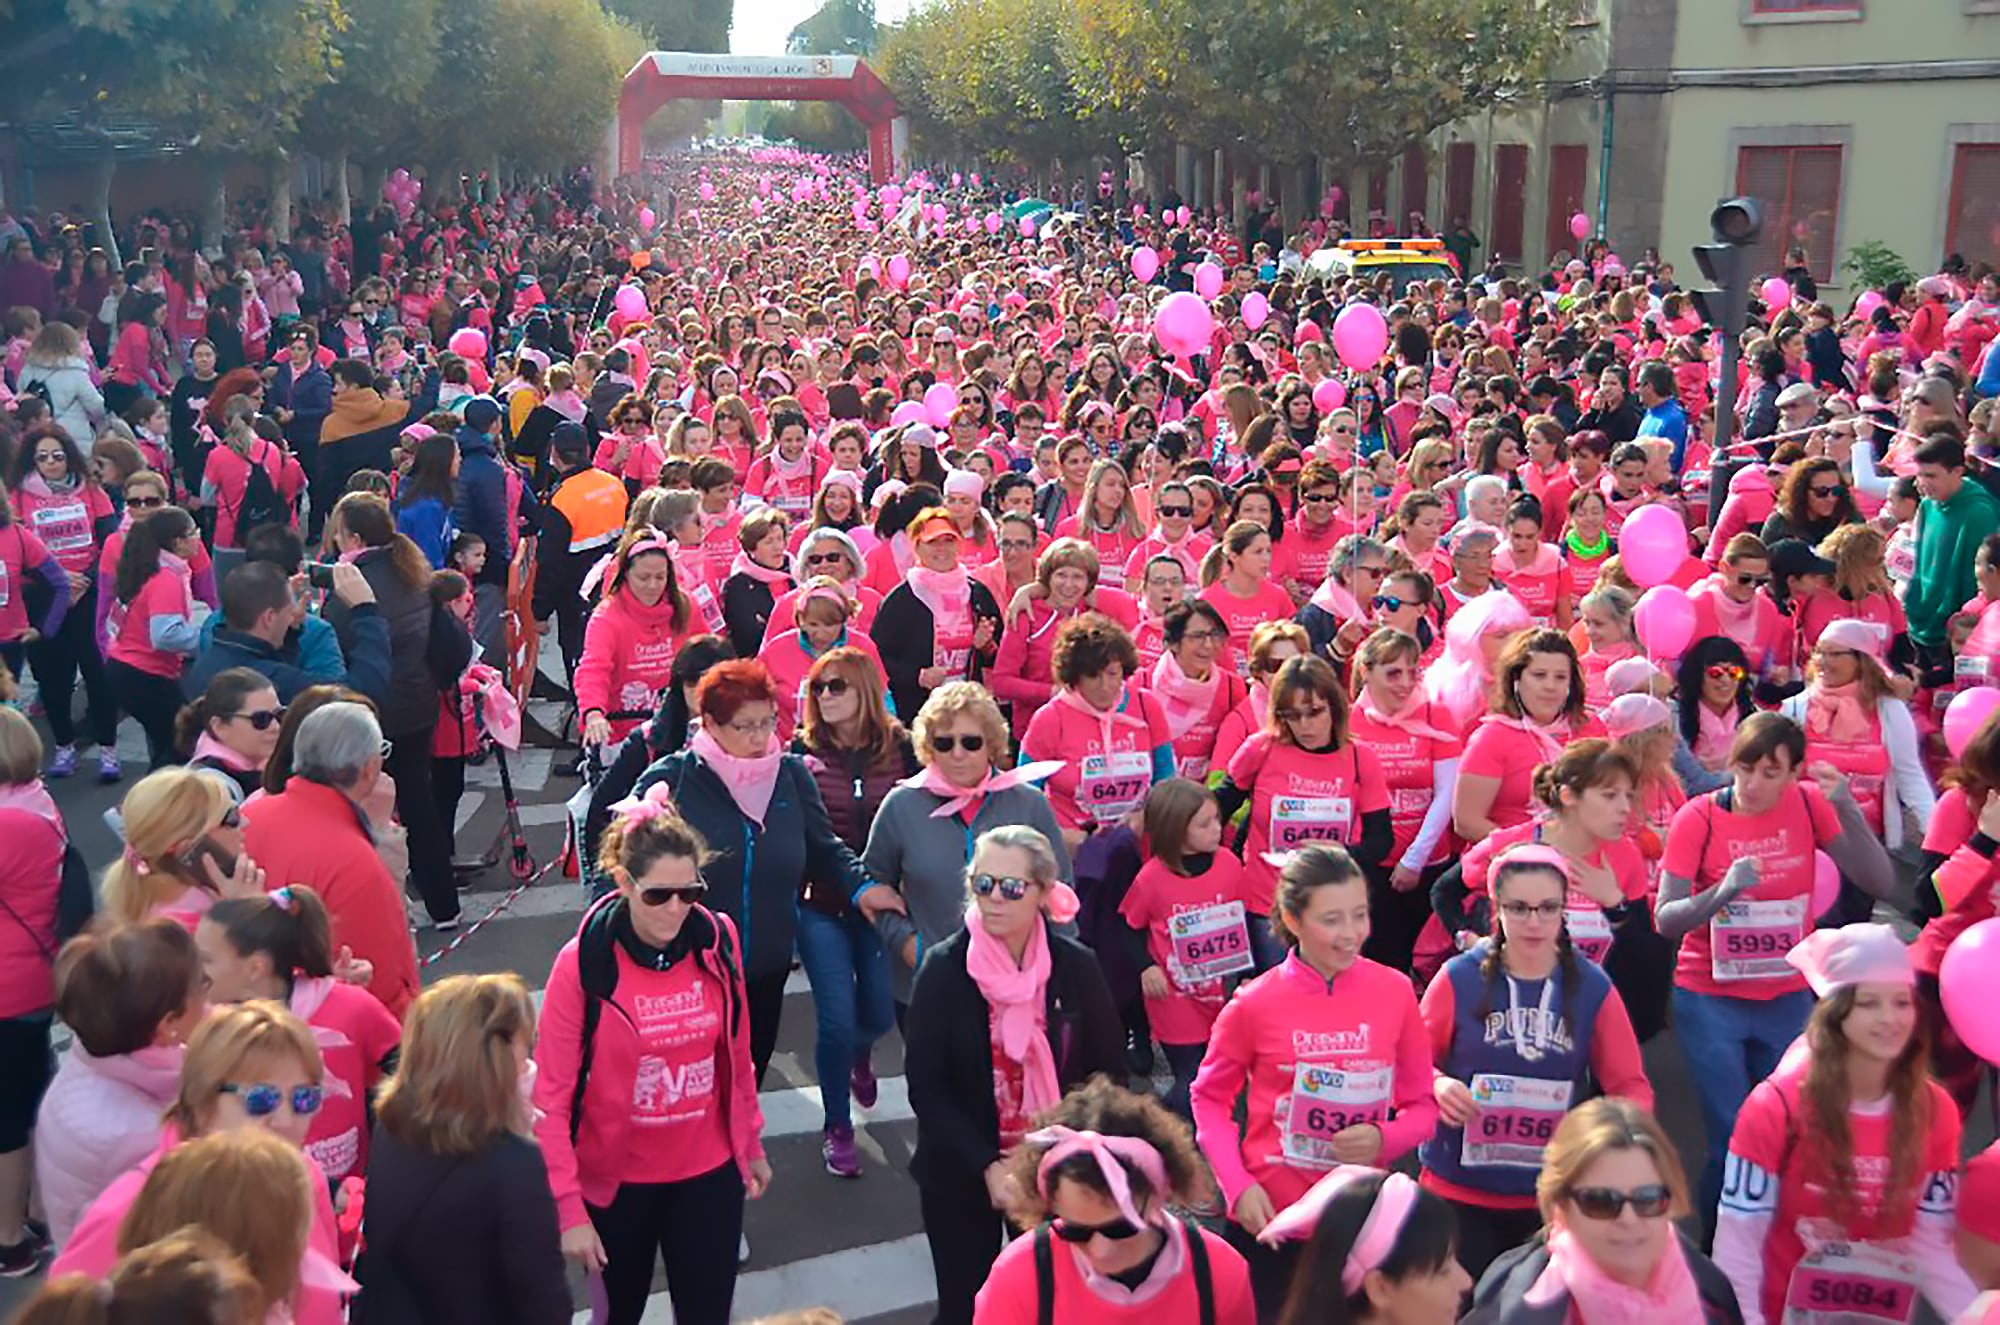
[1368,165,1389,223]
[1446,143,1475,229]
[1736,144,1843,282]
[1545,144,1588,261]
[1493,144,1528,265]
[1401,143,1429,229]
[1947,144,2000,270]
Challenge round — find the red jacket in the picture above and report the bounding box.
[532,901,765,1231]
[241,779,419,1017]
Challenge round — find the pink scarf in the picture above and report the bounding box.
[1525,1226,1704,1325]
[729,552,792,587]
[1695,702,1737,772]
[1478,712,1572,764]
[689,727,783,827]
[906,564,972,636]
[1356,689,1456,743]
[0,779,61,825]
[766,443,814,480]
[1150,650,1221,741]
[192,732,263,772]
[1698,575,1759,648]
[1805,680,1873,744]
[963,905,1062,1115]
[1054,686,1151,756]
[888,530,916,577]
[1306,577,1362,622]
[901,760,1069,821]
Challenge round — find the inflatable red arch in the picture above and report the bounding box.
[616,53,908,184]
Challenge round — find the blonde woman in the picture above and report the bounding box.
[102,768,266,926]
[362,974,569,1324]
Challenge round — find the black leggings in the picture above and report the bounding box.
[588,1161,745,1325]
[1445,1198,1543,1285]
[28,584,116,748]
[432,755,467,856]
[1364,860,1444,974]
[383,731,456,923]
[745,967,789,1089]
[920,1178,1009,1325]
[106,659,185,768]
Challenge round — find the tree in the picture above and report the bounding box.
[787,0,878,55]
[763,101,869,152]
[297,0,446,223]
[601,0,731,51]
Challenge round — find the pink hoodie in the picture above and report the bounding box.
[1191,951,1438,1216]
[1701,465,1777,566]
[36,1045,183,1246]
[574,587,694,743]
[756,627,886,740]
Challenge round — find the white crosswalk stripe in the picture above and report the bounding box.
[571,1235,935,1324]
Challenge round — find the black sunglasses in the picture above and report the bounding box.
[1566,1185,1672,1221]
[1300,491,1337,505]
[1372,594,1410,612]
[930,733,985,754]
[637,882,707,907]
[1157,504,1193,518]
[809,677,850,697]
[970,872,1033,901]
[1052,1216,1143,1243]
[230,706,287,731]
[126,496,165,509]
[1809,484,1846,499]
[805,550,848,566]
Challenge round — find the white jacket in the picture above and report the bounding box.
[17,355,104,447]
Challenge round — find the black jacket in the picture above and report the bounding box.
[869,578,1002,723]
[630,748,873,978]
[322,546,467,739]
[1575,397,1642,445]
[722,570,789,661]
[184,611,391,706]
[904,923,1123,1190]
[1464,1232,1743,1325]
[353,1129,571,1325]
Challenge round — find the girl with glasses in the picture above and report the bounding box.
[974,1079,1255,1319]
[1713,925,1974,1325]
[902,825,1122,1325]
[757,579,887,741]
[196,884,400,1186]
[54,1002,349,1325]
[535,800,769,1323]
[176,667,283,799]
[1420,844,1654,1282]
[1466,1098,1737,1323]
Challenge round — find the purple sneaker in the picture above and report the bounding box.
[850,1056,879,1110]
[822,1124,862,1179]
[47,744,77,779]
[98,748,122,783]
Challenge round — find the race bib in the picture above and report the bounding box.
[1168,901,1253,983]
[1175,753,1210,780]
[1710,896,1807,982]
[1272,795,1353,848]
[1080,751,1151,823]
[1281,1062,1389,1168]
[1565,898,1614,964]
[935,645,972,678]
[1388,785,1432,818]
[691,584,724,632]
[1460,1074,1571,1169]
[1782,1240,1921,1324]
[29,502,90,553]
[1956,655,1992,686]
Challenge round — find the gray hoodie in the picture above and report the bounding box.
[18,356,104,447]
[861,782,1072,1004]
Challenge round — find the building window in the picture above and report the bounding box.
[1545,144,1589,263]
[1746,0,1862,19]
[1946,143,2000,269]
[1491,144,1528,267]
[1736,143,1843,282]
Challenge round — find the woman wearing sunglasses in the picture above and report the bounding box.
[176,668,284,799]
[534,800,769,1324]
[1678,636,1756,777]
[973,1078,1256,1322]
[54,1003,350,1325]
[757,578,888,742]
[1713,925,1974,1325]
[1464,1098,1739,1323]
[1420,845,1654,1282]
[903,825,1122,1325]
[1761,456,1861,550]
[101,767,265,927]
[759,527,880,648]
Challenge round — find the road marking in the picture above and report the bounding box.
[758,1073,912,1139]
[569,1233,935,1324]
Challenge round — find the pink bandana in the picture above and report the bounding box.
[729,551,793,587]
[902,760,1067,820]
[1053,686,1151,754]
[1804,680,1873,744]
[1306,577,1363,622]
[1356,690,1455,743]
[689,726,783,827]
[1478,712,1572,764]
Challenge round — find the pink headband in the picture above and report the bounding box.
[1028,1126,1168,1229]
[609,781,676,830]
[1488,843,1572,896]
[1257,1166,1421,1294]
[1785,922,1914,996]
[798,581,852,614]
[623,534,674,562]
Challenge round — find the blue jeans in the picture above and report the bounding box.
[1160,1042,1206,1119]
[1671,983,1814,1231]
[795,906,894,1130]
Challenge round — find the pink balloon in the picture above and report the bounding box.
[951,172,962,187]
[1330,303,1388,371]
[1632,585,1696,658]
[1311,379,1346,413]
[757,177,772,197]
[1327,186,1343,206]
[750,198,764,217]
[1569,212,1590,240]
[1856,290,1886,318]
[1153,291,1215,358]
[1761,276,1792,309]
[1944,687,2000,759]
[1242,291,1270,331]
[1193,262,1225,300]
[446,327,487,360]
[886,254,911,289]
[890,400,929,428]
[699,181,715,202]
[1132,204,1145,220]
[1131,246,1159,283]
[612,285,647,320]
[1019,216,1037,238]
[984,212,1003,234]
[1941,918,2000,1064]
[1176,206,1191,226]
[923,381,958,427]
[637,205,655,231]
[1620,504,1691,588]
[964,217,979,234]
[391,168,411,185]
[881,185,903,208]
[970,173,982,187]
[1810,851,1840,918]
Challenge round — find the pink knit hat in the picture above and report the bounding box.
[1784,923,1913,997]
[1818,618,1888,660]
[943,469,985,499]
[1603,693,1672,739]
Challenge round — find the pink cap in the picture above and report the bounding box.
[821,468,863,497]
[1818,618,1887,660]
[943,469,985,499]
[1603,693,1672,739]
[1604,656,1659,698]
[1784,923,1914,997]
[1962,1143,2000,1244]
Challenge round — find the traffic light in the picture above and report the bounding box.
[1692,197,1763,464]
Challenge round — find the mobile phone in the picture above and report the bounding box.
[176,835,239,885]
[307,563,336,590]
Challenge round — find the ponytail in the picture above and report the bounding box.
[115,506,197,604]
[15,1232,257,1325]
[204,885,336,983]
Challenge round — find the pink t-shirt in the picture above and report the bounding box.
[1120,852,1267,1045]
[1020,689,1171,833]
[0,524,55,642]
[621,954,735,1185]
[1228,734,1390,894]
[1459,717,1588,837]
[1916,788,1997,977]
[1273,520,1342,597]
[296,979,402,1183]
[1660,782,1841,999]
[1052,517,1145,591]
[1199,581,1297,676]
[1347,701,1462,868]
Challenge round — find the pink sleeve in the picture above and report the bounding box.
[971,1236,1040,1325]
[1354,746,1390,814]
[987,618,1051,707]
[1374,984,1442,1163]
[1457,724,1506,778]
[529,946,591,1231]
[1418,967,1457,1064]
[573,608,617,716]
[1190,992,1258,1207]
[1587,989,1654,1113]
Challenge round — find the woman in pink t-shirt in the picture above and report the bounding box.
[1689,534,1790,681]
[1653,711,1898,1226]
[1052,459,1146,592]
[1198,522,1295,679]
[1453,628,1595,845]
[1133,599,1246,782]
[1018,615,1173,848]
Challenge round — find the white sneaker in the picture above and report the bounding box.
[738,1232,750,1265]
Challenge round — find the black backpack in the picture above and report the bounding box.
[237,441,290,534]
[1032,1215,1214,1325]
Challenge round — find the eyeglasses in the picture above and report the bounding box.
[1353,565,1387,579]
[804,550,848,567]
[1500,900,1566,921]
[1705,664,1746,683]
[971,872,1034,901]
[1179,628,1224,645]
[1301,491,1337,505]
[1277,702,1330,724]
[1372,594,1412,612]
[1157,505,1193,518]
[1052,1216,1143,1243]
[228,706,287,731]
[726,716,779,737]
[930,733,985,754]
[1731,573,1771,588]
[1808,484,1845,500]
[127,496,165,510]
[999,539,1034,553]
[33,450,65,463]
[638,881,707,907]
[219,1082,324,1118]
[1566,1184,1672,1221]
[809,677,850,697]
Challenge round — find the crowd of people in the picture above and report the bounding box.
[0,144,1998,1325]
